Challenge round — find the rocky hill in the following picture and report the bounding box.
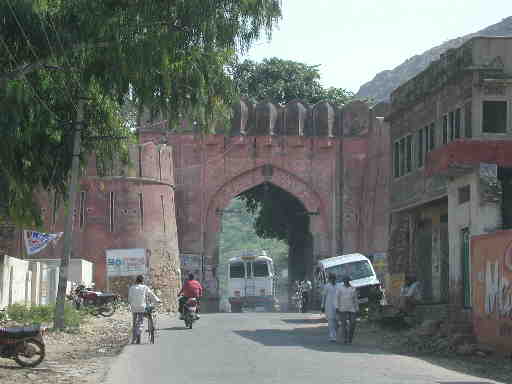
[356,17,512,103]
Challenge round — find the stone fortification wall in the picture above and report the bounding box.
[19,142,181,312]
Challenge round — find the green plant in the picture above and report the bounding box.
[6,303,88,328]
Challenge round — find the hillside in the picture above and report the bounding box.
[356,17,512,103]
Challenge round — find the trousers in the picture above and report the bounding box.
[327,315,337,340]
[338,311,357,343]
[132,312,145,341]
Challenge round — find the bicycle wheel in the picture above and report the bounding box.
[151,314,157,343]
[147,316,155,344]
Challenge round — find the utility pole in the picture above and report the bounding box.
[54,98,85,329]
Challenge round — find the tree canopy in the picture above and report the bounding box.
[232,57,354,106]
[0,0,282,225]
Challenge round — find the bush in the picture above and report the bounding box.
[0,309,7,324]
[6,303,88,328]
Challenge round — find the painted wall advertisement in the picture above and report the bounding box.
[106,248,147,277]
[471,230,512,351]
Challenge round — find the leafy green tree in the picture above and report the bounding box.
[232,57,353,106]
[219,198,288,271]
[0,0,282,225]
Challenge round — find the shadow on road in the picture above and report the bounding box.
[280,317,327,325]
[437,382,496,384]
[160,326,189,331]
[234,326,386,355]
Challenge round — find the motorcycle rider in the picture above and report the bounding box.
[178,273,203,319]
[301,276,313,313]
[128,275,161,344]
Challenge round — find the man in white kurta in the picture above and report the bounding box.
[322,273,339,342]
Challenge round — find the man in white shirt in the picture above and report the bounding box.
[336,275,359,344]
[128,275,161,344]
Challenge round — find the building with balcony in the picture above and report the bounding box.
[386,36,512,324]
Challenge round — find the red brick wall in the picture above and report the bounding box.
[20,144,181,312]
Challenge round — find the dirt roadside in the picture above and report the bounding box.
[356,319,512,384]
[0,308,135,384]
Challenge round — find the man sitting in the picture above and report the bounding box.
[178,273,203,319]
[399,275,421,314]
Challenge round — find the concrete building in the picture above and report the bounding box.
[387,36,512,323]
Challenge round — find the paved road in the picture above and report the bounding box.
[104,313,503,384]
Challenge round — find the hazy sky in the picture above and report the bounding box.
[245,1,512,93]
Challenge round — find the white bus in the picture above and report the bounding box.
[227,250,276,312]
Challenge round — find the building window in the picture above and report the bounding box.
[138,192,144,231]
[394,142,400,178]
[108,191,115,232]
[464,102,472,138]
[454,108,461,139]
[449,111,455,141]
[417,129,424,168]
[160,195,166,233]
[79,191,86,229]
[428,122,435,151]
[442,115,448,144]
[458,185,471,204]
[399,138,406,176]
[406,135,412,173]
[394,135,413,178]
[52,191,59,227]
[483,101,507,133]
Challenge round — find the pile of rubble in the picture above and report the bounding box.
[401,319,496,357]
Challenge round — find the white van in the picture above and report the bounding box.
[316,253,382,304]
[227,251,276,312]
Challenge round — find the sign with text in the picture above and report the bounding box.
[106,248,146,277]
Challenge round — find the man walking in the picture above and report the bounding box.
[322,273,339,342]
[336,275,359,344]
[128,275,161,344]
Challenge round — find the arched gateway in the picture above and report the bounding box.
[137,99,391,310]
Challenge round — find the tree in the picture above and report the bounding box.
[0,0,282,225]
[232,57,353,106]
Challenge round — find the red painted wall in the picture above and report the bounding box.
[471,230,512,352]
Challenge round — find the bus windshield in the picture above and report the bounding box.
[253,260,269,277]
[326,260,373,281]
[229,261,245,278]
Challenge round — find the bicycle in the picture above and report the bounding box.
[144,304,159,344]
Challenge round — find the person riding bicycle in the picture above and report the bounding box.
[178,273,203,319]
[128,275,161,344]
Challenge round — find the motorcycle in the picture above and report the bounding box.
[71,284,119,317]
[0,325,46,367]
[292,281,305,313]
[182,297,199,329]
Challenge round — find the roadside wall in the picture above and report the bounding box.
[0,256,92,309]
[471,230,512,352]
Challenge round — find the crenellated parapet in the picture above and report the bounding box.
[227,99,386,137]
[87,142,174,184]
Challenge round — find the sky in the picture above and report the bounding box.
[245,0,512,93]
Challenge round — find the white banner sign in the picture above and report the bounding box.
[106,248,146,277]
[24,230,63,255]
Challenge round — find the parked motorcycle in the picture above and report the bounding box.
[0,325,46,367]
[182,297,199,329]
[71,284,119,317]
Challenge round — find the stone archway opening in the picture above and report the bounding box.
[217,181,314,311]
